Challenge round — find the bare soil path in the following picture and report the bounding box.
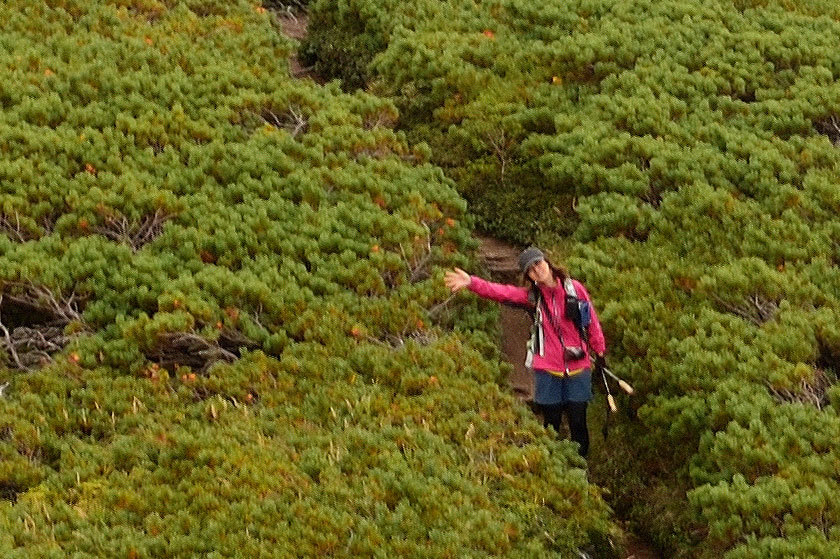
[476,235,534,401]
[275,11,321,81]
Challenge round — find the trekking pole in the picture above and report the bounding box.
[600,366,617,413]
[598,364,615,440]
[592,354,617,413]
[602,367,634,395]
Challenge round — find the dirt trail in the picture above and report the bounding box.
[476,235,534,401]
[276,11,321,81]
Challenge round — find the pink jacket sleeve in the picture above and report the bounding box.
[574,280,606,356]
[467,276,532,307]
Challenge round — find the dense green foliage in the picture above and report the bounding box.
[0,1,614,556]
[305,0,840,557]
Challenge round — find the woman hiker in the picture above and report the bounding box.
[444,247,607,457]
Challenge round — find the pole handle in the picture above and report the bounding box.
[617,379,634,395]
[603,367,635,395]
[607,394,617,413]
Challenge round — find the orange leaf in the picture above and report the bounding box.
[224,307,239,321]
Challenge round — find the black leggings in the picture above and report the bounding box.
[538,401,589,457]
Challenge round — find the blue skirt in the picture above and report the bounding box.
[534,369,592,405]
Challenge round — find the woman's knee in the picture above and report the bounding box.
[538,402,563,432]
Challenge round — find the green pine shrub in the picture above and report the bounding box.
[306,0,840,556]
[0,0,614,557]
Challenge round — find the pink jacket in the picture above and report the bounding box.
[468,276,606,373]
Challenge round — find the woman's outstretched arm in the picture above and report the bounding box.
[445,268,531,306]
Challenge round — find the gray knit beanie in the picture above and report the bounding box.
[518,247,544,273]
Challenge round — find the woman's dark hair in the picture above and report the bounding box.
[522,257,568,286]
[524,257,569,311]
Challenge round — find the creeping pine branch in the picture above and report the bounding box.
[94,209,172,252]
[251,305,267,332]
[163,332,238,362]
[399,236,434,284]
[816,115,840,145]
[148,325,260,372]
[0,212,28,242]
[254,106,308,137]
[427,293,457,318]
[363,109,397,131]
[712,293,778,326]
[2,283,83,324]
[262,0,308,14]
[0,292,74,370]
[0,297,26,370]
[279,4,298,22]
[287,107,307,136]
[484,128,516,186]
[20,327,66,353]
[767,369,832,409]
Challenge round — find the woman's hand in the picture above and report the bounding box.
[444,268,471,292]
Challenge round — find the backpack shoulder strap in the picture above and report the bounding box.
[528,286,541,307]
[563,277,578,299]
[563,277,592,345]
